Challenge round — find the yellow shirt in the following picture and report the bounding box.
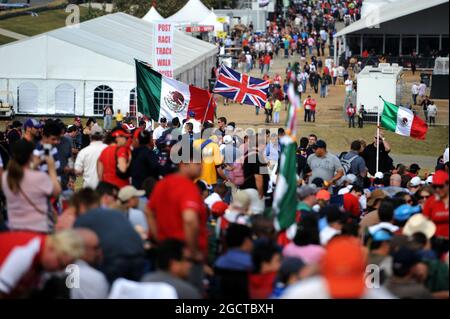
[273,100,282,112]
[115,113,124,122]
[193,138,223,186]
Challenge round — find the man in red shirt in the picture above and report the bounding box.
[97,127,131,189]
[263,52,271,74]
[145,145,206,289]
[0,230,84,298]
[423,170,449,257]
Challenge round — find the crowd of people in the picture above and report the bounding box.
[0,111,448,299]
[0,0,448,301]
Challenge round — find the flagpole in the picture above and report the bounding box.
[376,96,383,174]
[202,92,214,124]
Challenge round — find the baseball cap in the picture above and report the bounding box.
[409,163,421,173]
[367,189,386,207]
[321,236,366,299]
[402,214,436,239]
[433,170,448,186]
[24,118,43,129]
[392,247,421,277]
[211,201,229,217]
[118,186,145,202]
[111,127,131,138]
[316,189,331,201]
[311,177,324,188]
[408,176,423,188]
[374,172,384,179]
[223,135,233,145]
[369,228,393,242]
[393,204,421,222]
[297,185,318,200]
[90,124,104,136]
[312,139,327,149]
[425,175,434,184]
[122,123,136,132]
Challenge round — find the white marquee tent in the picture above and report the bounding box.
[0,13,217,116]
[142,6,164,23]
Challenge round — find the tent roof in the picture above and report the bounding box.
[166,0,211,24]
[142,6,164,22]
[335,0,448,36]
[2,13,216,76]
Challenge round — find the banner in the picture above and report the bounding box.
[184,25,214,33]
[153,22,174,78]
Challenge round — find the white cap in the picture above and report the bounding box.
[426,175,434,184]
[223,135,233,145]
[409,176,423,187]
[374,172,384,179]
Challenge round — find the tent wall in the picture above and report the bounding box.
[215,9,267,33]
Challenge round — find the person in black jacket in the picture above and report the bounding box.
[362,133,394,175]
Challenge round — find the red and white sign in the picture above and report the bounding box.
[153,22,174,78]
[184,25,214,33]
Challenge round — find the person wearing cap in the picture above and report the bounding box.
[74,125,107,189]
[307,139,344,191]
[385,247,432,299]
[114,185,148,236]
[423,170,449,257]
[407,176,423,195]
[282,236,393,299]
[97,127,131,189]
[297,185,318,218]
[6,120,22,153]
[367,228,394,284]
[153,117,168,141]
[182,111,201,134]
[22,118,42,144]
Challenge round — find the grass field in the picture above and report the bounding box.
[0,34,15,45]
[0,7,89,36]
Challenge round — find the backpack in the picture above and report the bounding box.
[340,154,359,174]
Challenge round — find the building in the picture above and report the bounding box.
[0,13,217,116]
[334,0,449,68]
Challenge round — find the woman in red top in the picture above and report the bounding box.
[97,128,131,189]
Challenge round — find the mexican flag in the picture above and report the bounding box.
[135,59,215,122]
[381,100,428,140]
[273,82,299,230]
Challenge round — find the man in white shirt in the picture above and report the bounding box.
[411,83,419,105]
[345,78,353,96]
[183,111,202,134]
[427,101,438,126]
[74,125,107,189]
[245,52,252,73]
[418,81,427,100]
[152,117,168,140]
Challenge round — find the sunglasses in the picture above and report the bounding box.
[419,195,431,200]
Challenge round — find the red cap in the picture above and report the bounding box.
[211,201,229,217]
[321,236,366,299]
[433,170,449,186]
[111,128,131,138]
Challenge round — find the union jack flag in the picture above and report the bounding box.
[213,64,270,108]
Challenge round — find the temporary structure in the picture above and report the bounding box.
[142,6,164,23]
[166,0,211,25]
[0,13,217,116]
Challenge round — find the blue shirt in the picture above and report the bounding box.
[215,249,252,271]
